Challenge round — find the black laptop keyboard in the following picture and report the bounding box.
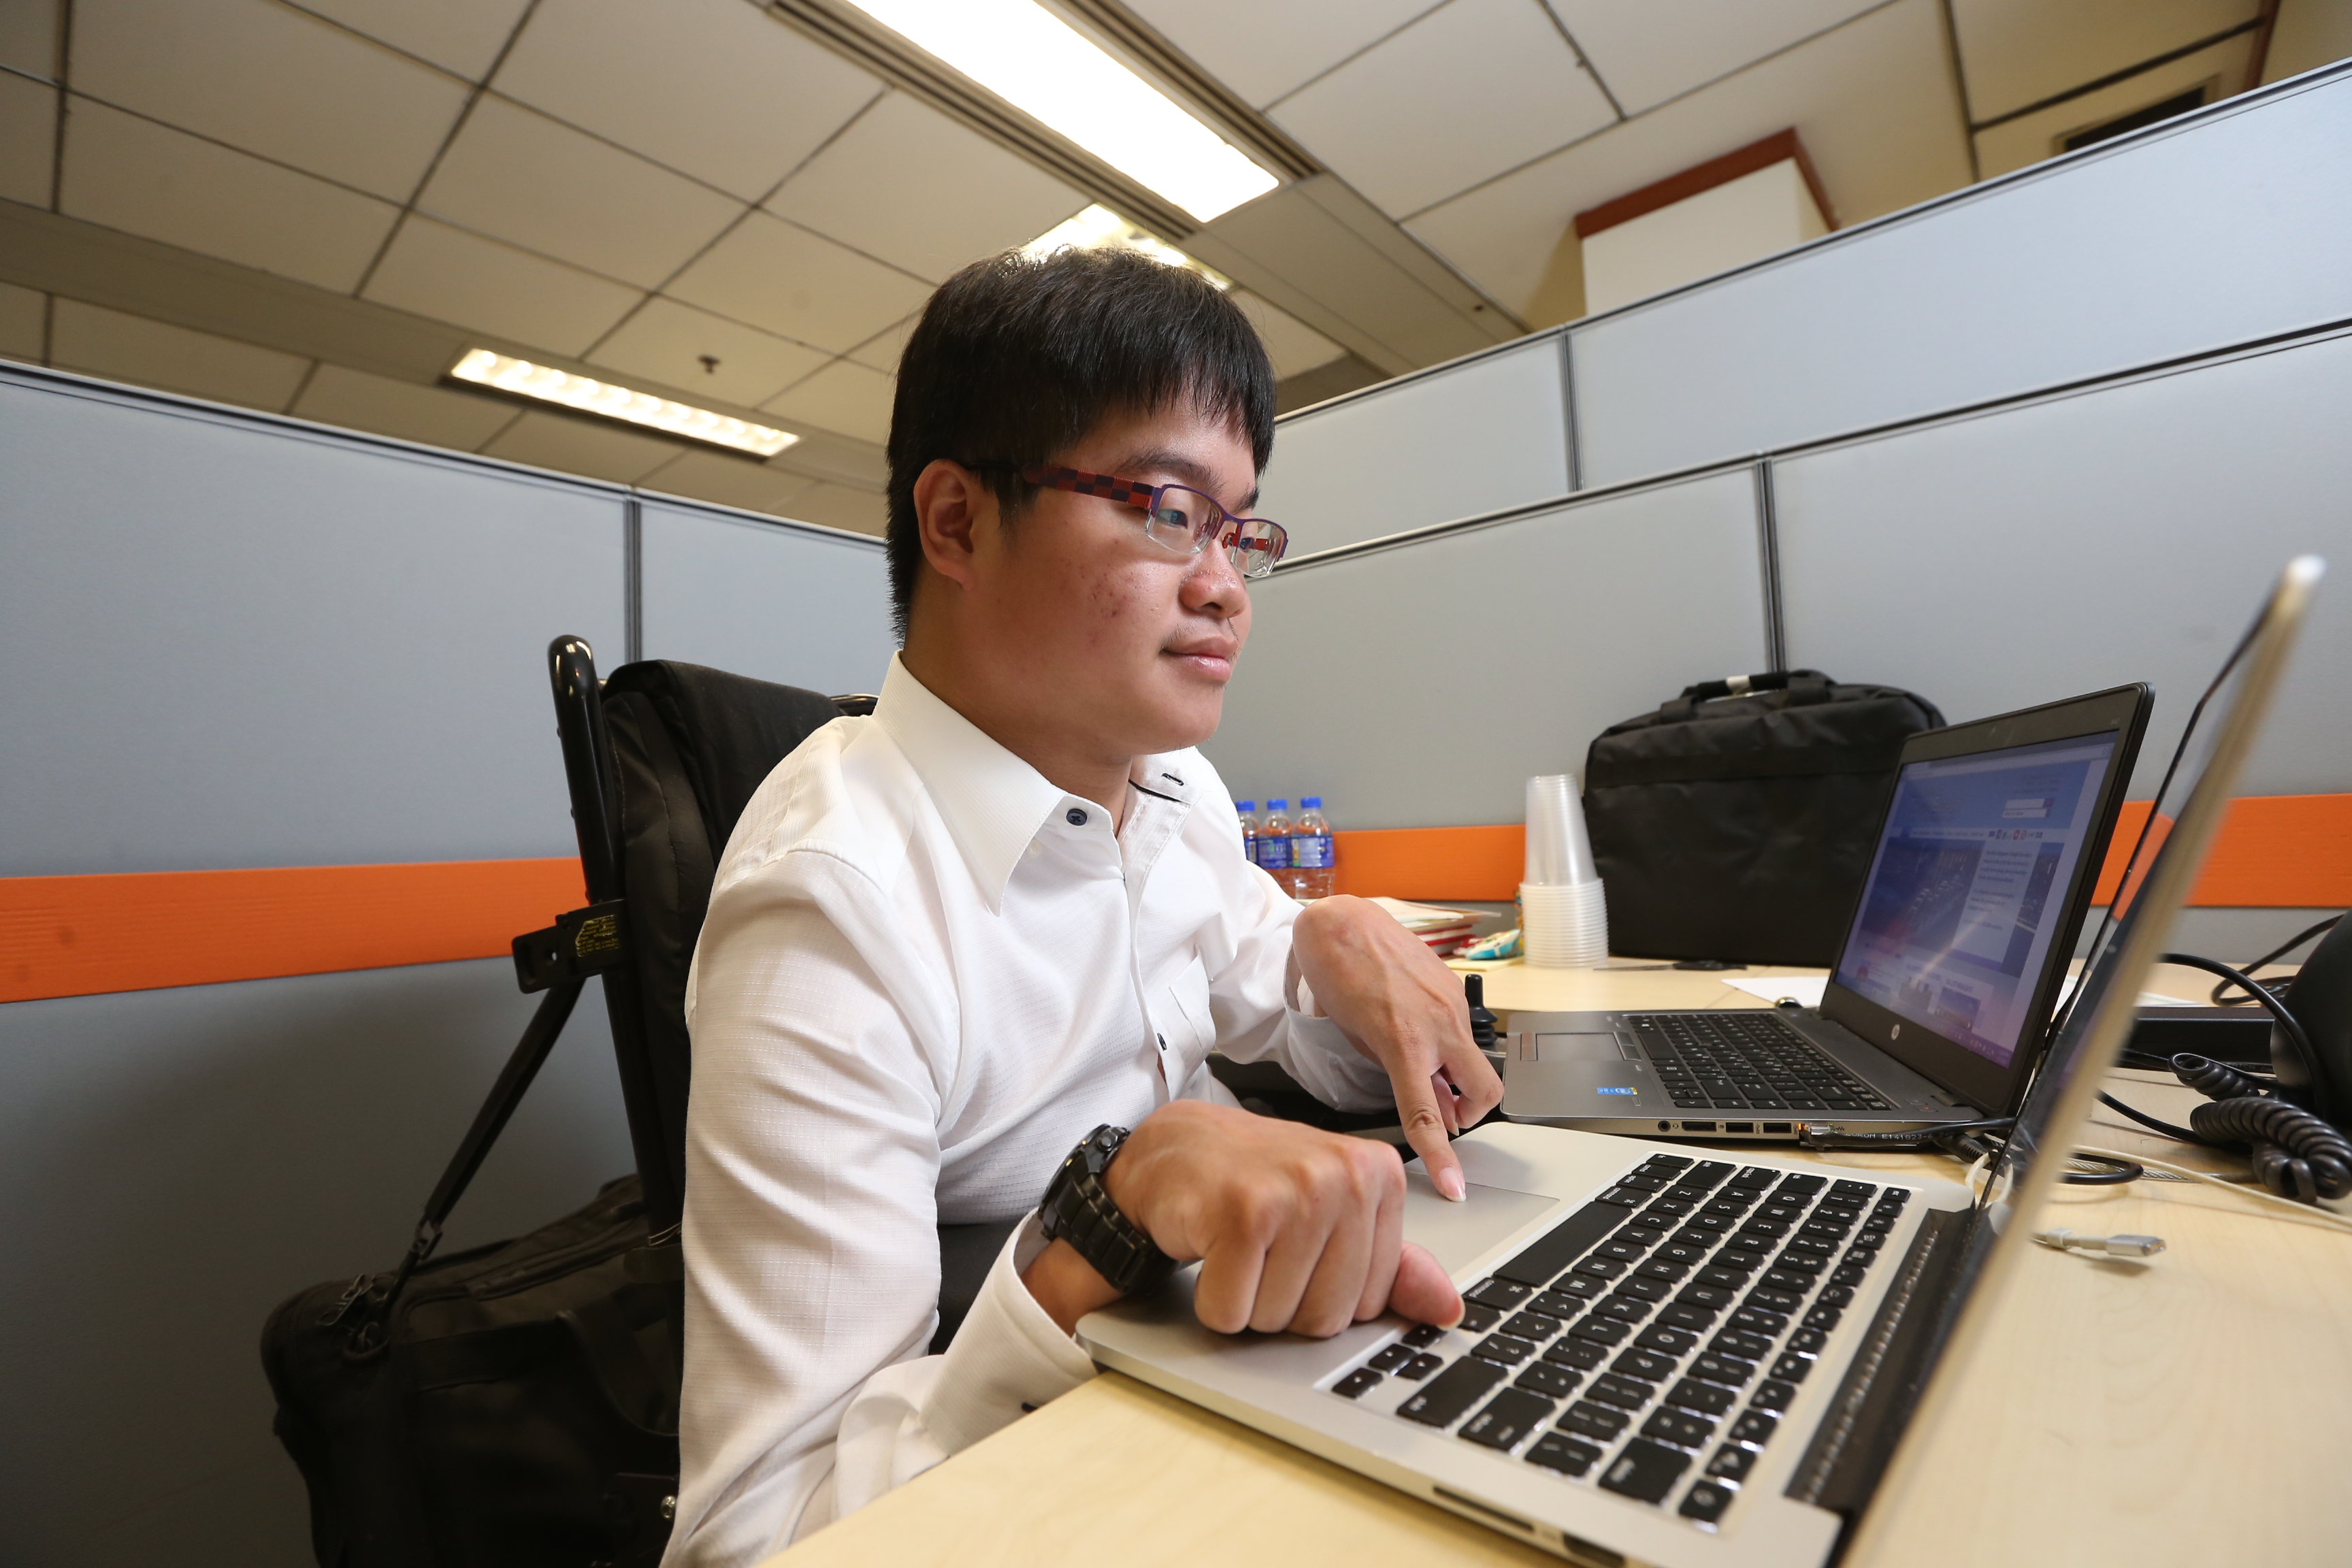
[1629,1012,1893,1113]
[1326,1154,1912,1531]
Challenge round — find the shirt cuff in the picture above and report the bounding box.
[917,1211,1098,1455]
[1279,1009,1395,1111]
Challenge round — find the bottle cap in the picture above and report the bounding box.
[1302,796,1322,808]
[1267,798,1288,810]
[1235,801,1256,812]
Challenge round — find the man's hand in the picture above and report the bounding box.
[1022,1101,1460,1337]
[1289,896,1505,1202]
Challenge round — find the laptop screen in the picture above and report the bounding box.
[1829,733,2120,1069]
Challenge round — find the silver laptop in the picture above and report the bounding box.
[1499,683,2152,1143]
[1079,558,2319,1567]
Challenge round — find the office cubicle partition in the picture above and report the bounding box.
[0,363,888,1567]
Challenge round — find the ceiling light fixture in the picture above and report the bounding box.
[1023,205,1231,288]
[449,350,798,457]
[840,0,1278,223]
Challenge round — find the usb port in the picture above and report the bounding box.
[1763,1122,1792,1134]
[1725,1122,1754,1134]
[1682,1120,1717,1132]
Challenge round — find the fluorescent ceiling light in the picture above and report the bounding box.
[450,350,798,457]
[1024,205,1231,288]
[844,0,1278,222]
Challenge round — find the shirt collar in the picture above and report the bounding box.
[874,655,1203,913]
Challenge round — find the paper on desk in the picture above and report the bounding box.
[1724,973,2185,1011]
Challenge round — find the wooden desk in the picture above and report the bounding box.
[765,965,2352,1568]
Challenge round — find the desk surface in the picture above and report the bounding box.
[766,964,2352,1568]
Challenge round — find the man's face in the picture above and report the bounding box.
[953,401,1257,762]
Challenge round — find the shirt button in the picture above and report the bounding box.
[1066,807,1088,826]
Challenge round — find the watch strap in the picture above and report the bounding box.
[1039,1124,1176,1296]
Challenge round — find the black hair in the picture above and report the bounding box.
[883,246,1275,638]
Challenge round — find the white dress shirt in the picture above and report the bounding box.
[664,655,1390,1567]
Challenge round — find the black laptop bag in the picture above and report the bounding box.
[1583,670,1944,966]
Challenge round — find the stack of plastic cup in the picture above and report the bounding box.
[1520,774,1607,968]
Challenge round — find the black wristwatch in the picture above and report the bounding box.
[1039,1124,1177,1296]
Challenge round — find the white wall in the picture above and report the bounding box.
[1581,158,1827,316]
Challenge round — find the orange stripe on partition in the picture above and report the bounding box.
[1333,826,1524,902]
[0,858,586,1004]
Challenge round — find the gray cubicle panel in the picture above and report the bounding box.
[1773,326,2352,803]
[1254,332,1570,557]
[0,365,628,875]
[1569,63,2352,491]
[636,494,896,693]
[1210,468,1768,830]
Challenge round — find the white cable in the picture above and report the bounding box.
[2074,1145,2352,1235]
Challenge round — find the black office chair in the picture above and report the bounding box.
[519,636,1025,1354]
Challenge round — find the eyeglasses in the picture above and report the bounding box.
[980,463,1288,578]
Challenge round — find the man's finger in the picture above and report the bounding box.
[1191,1239,1267,1336]
[1391,1067,1465,1200]
[1387,1240,1463,1327]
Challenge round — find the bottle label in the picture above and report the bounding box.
[1292,832,1335,868]
[1253,835,1291,869]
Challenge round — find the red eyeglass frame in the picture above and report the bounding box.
[981,462,1288,576]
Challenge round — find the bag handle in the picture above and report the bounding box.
[1659,669,1832,721]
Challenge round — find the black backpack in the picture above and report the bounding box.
[261,643,1019,1567]
[1583,670,1944,966]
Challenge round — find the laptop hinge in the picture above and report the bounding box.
[1788,1208,1978,1541]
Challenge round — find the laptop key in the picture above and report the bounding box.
[1397,1356,1506,1427]
[1691,1352,1757,1388]
[1466,1278,1534,1309]
[1658,1303,1719,1332]
[1668,1377,1737,1416]
[1803,1304,1844,1331]
[1831,1265,1869,1288]
[1751,1378,1798,1413]
[1460,1388,1555,1450]
[1368,1344,1412,1373]
[1597,1295,1654,1322]
[1771,1353,1813,1383]
[1476,1334,1537,1366]
[1789,1328,1828,1355]
[1642,1407,1717,1450]
[1516,1362,1582,1400]
[1697,1264,1748,1290]
[1545,1337,1608,1371]
[1819,1286,1856,1307]
[1729,1409,1779,1446]
[1403,1323,1446,1348]
[1558,1401,1631,1441]
[1567,1314,1632,1346]
[1706,1443,1757,1482]
[1398,1353,1443,1380]
[1612,1347,1678,1382]
[1458,1303,1502,1333]
[1503,1310,1565,1342]
[1531,1290,1586,1319]
[1333,1369,1382,1399]
[1526,1433,1605,1477]
[1574,1256,1630,1281]
[1588,1373,1656,1409]
[1598,1439,1692,1505]
[1748,1286,1803,1315]
[1634,1324,1699,1356]
[1637,1258,1691,1283]
[1679,1479,1737,1524]
[1615,1276,1671,1303]
[1729,1305,1788,1338]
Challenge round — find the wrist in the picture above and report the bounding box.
[1021,1237,1125,1337]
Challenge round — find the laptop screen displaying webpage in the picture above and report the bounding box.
[1830,734,2121,1069]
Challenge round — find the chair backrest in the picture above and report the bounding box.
[594,660,846,1235]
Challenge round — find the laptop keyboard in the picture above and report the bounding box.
[1324,1154,1911,1531]
[1629,1012,1894,1113]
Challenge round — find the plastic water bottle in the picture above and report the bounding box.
[1292,797,1335,899]
[1235,800,1260,866]
[1258,798,1294,892]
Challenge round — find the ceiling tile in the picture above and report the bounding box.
[491,0,881,201]
[480,407,685,483]
[71,0,469,201]
[289,362,519,452]
[48,299,309,410]
[362,215,643,355]
[765,91,1088,283]
[587,297,830,408]
[0,0,59,78]
[777,480,887,537]
[638,448,821,517]
[760,357,895,445]
[846,313,919,374]
[0,70,53,206]
[1405,0,1970,314]
[292,0,533,81]
[61,101,399,292]
[1972,32,2254,176]
[417,95,744,289]
[666,210,934,353]
[1550,0,1886,115]
[1126,0,1443,110]
[1954,0,2257,122]
[1230,291,1347,380]
[0,280,44,361]
[1271,0,1618,218]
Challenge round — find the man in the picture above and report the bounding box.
[667,247,1503,1565]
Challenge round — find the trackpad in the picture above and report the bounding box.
[1537,1032,1627,1062]
[1401,1171,1559,1277]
